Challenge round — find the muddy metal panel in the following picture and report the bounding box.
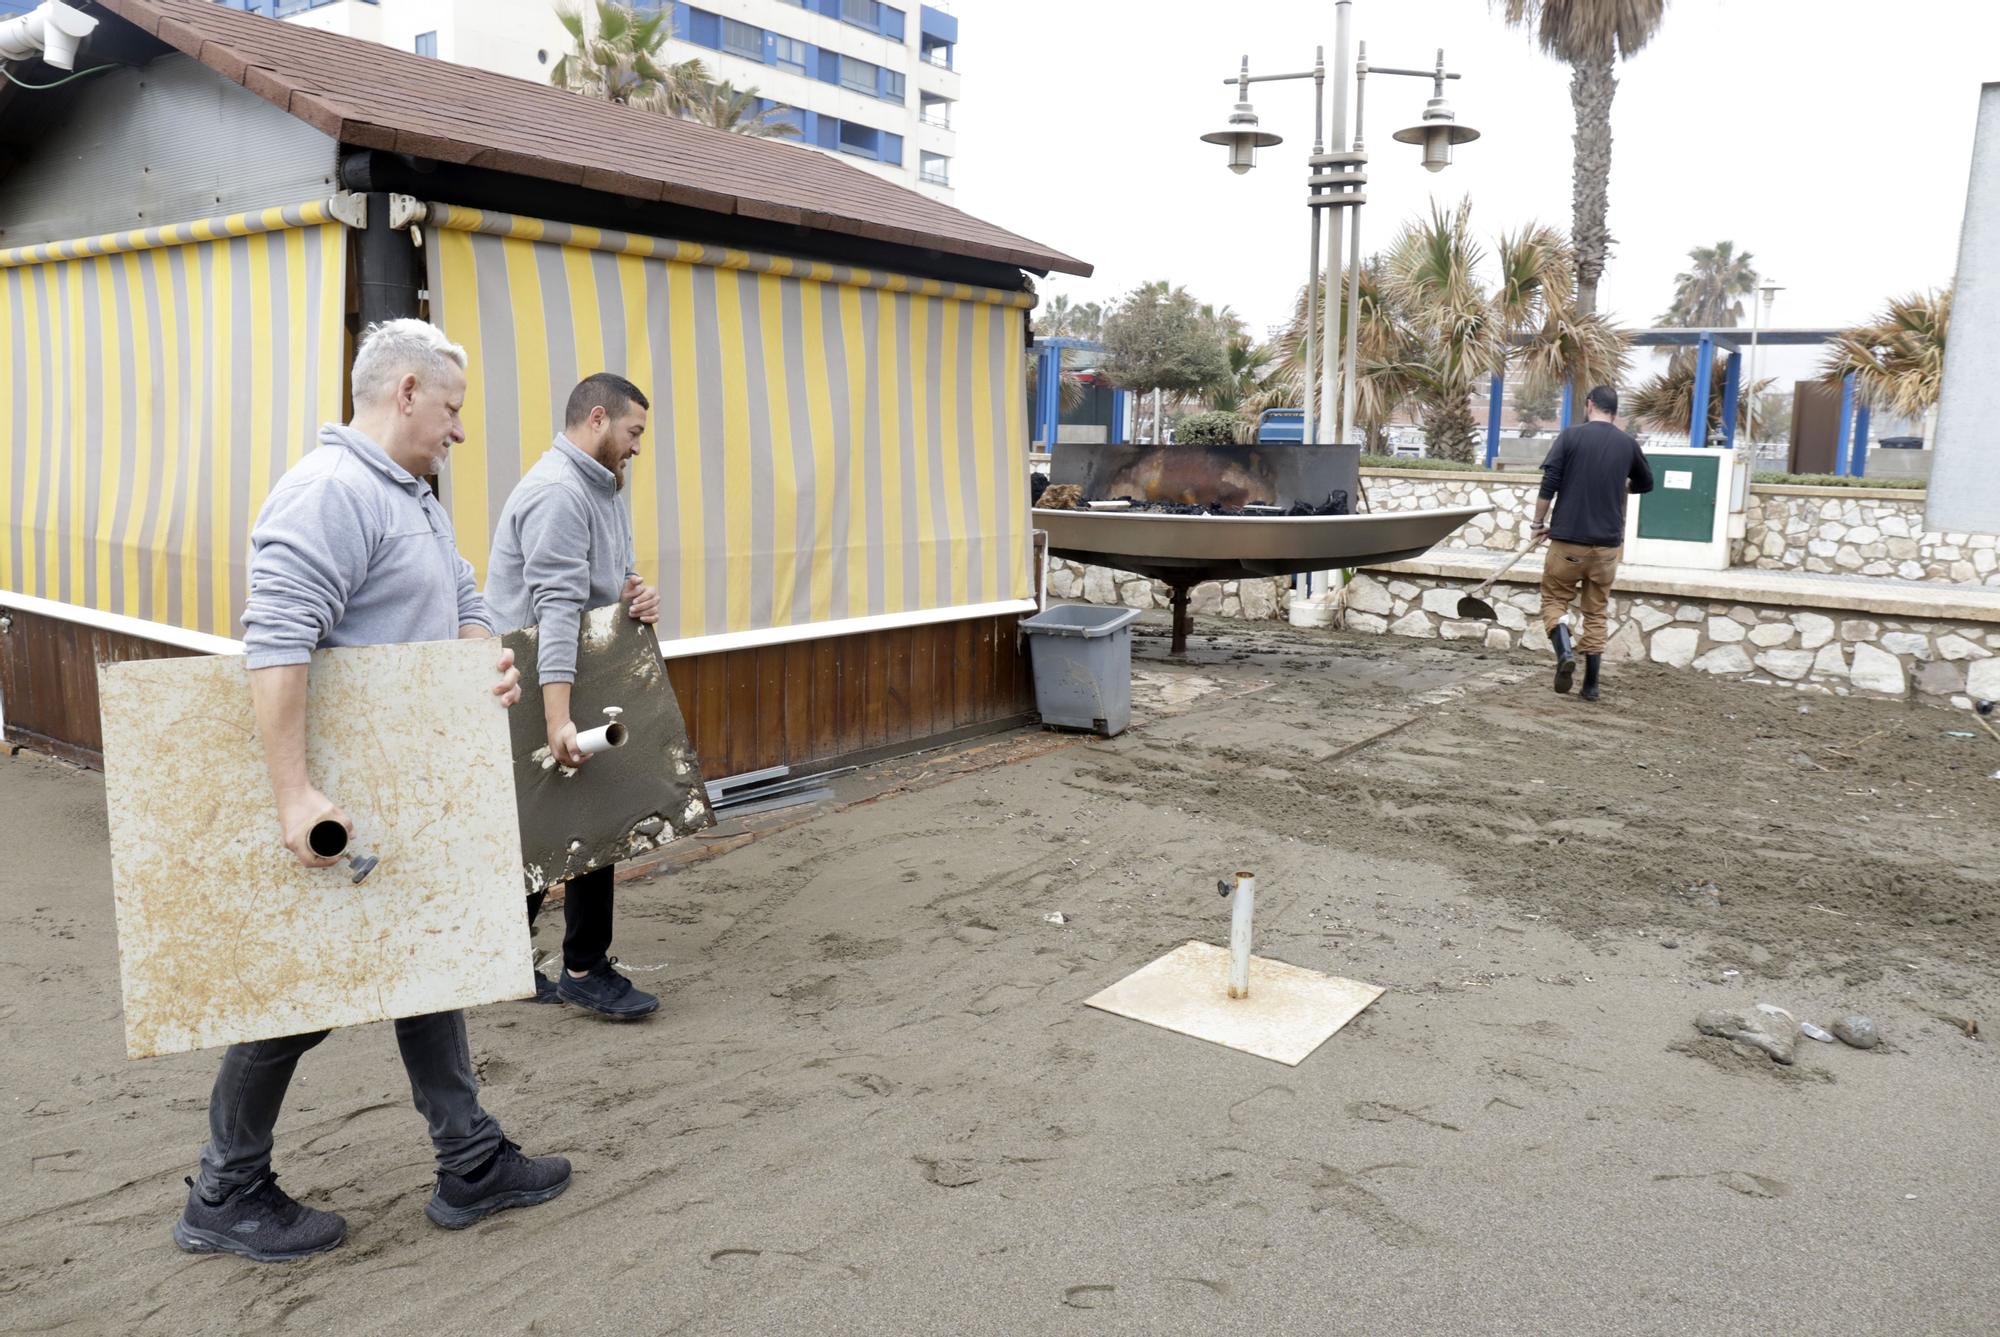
[503,604,714,895]
[98,638,529,1059]
[1034,507,1490,585]
[0,53,339,249]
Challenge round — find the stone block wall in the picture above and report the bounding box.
[1741,488,2000,586]
[1045,560,1291,622]
[1339,571,2000,707]
[1358,470,1997,587]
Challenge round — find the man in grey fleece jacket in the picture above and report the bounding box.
[171,320,571,1264]
[486,372,663,1020]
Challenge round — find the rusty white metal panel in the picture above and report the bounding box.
[503,603,714,893]
[98,639,530,1059]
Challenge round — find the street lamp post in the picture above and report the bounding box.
[1748,281,1782,444]
[1202,2,1477,448]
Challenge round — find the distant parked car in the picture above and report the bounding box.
[1254,408,1304,444]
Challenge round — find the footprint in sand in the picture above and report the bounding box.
[1061,1284,1115,1310]
[1227,1085,1295,1126]
[708,1248,762,1270]
[1652,1170,1791,1199]
[839,1073,895,1098]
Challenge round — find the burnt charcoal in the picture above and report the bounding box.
[1286,490,1350,517]
[1030,472,1050,504]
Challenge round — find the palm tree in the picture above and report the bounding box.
[1205,333,1273,415]
[1375,201,1626,462]
[1245,263,1404,445]
[1820,288,1952,420]
[1497,1,1670,322]
[552,1,708,113]
[1661,240,1757,327]
[1630,358,1769,438]
[684,80,800,138]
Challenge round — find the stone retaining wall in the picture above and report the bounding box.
[1338,570,1999,707]
[1742,488,2000,585]
[1358,470,1995,587]
[1044,556,1999,707]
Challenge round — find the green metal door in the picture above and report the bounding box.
[1636,454,1719,542]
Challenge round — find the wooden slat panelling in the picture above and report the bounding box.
[0,610,197,769]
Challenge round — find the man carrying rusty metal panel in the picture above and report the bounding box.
[172,320,573,1263]
[486,373,664,1021]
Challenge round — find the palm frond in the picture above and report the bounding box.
[1494,0,1669,62]
[1818,288,1951,419]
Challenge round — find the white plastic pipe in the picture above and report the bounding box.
[0,2,100,72]
[575,720,629,756]
[1228,871,1255,999]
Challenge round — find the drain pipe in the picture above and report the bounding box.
[355,191,422,329]
[0,2,99,71]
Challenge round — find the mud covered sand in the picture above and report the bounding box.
[4,618,1998,1335]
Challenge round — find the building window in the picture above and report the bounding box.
[881,69,904,102]
[414,30,437,57]
[722,17,763,61]
[838,54,876,95]
[920,151,950,186]
[841,0,877,27]
[773,34,807,74]
[920,97,951,129]
[837,120,881,160]
[880,131,903,166]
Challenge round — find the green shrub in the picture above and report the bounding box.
[1358,454,1485,472]
[1174,411,1246,445]
[1753,472,1925,490]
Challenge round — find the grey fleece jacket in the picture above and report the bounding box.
[483,435,638,685]
[240,424,492,669]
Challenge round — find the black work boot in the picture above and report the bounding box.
[1549,624,1576,695]
[1581,653,1603,702]
[172,1173,346,1263]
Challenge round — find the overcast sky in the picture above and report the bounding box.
[951,0,1998,390]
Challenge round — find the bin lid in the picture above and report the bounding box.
[1020,604,1143,637]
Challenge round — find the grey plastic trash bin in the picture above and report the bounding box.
[1020,604,1142,737]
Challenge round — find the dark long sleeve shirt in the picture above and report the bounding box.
[1538,420,1654,547]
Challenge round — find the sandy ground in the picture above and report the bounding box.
[5,616,1999,1335]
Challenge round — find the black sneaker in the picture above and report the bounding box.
[557,958,660,1020]
[172,1173,346,1263]
[425,1140,572,1230]
[529,969,564,1004]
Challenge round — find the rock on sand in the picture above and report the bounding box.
[1831,1015,1882,1049]
[1695,1007,1799,1065]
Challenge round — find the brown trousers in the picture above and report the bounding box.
[1539,540,1622,653]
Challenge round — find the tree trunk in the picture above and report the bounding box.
[1423,393,1480,464]
[1568,44,1617,324]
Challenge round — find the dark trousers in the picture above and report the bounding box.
[525,864,616,973]
[195,1011,503,1198]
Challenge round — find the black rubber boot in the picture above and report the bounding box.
[1581,653,1602,702]
[1549,625,1576,695]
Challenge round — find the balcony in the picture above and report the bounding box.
[919,102,952,130]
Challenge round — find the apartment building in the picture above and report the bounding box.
[209,0,960,198]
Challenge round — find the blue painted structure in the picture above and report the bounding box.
[1849,402,1872,478]
[1559,381,1573,431]
[1483,373,1505,467]
[1033,338,1127,450]
[1687,332,1716,448]
[1835,371,1857,479]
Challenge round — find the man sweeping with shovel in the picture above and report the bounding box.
[1530,385,1653,701]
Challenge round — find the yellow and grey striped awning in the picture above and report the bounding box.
[0,202,349,637]
[423,205,1033,649]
